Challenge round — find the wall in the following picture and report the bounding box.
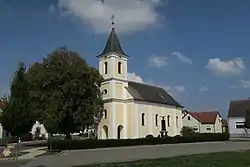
[134,101,182,138]
[213,114,223,133]
[228,117,249,138]
[182,113,201,133]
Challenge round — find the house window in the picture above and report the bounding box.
[188,116,191,120]
[155,114,158,126]
[206,128,211,130]
[176,116,179,127]
[104,62,108,74]
[118,62,122,74]
[167,115,170,127]
[236,122,245,129]
[103,109,107,119]
[142,113,145,126]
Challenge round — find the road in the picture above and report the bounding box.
[20,141,250,167]
[0,160,30,167]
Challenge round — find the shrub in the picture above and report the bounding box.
[180,126,196,136]
[48,133,229,151]
[145,134,154,139]
[20,133,33,141]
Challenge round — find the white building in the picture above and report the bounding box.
[228,99,250,138]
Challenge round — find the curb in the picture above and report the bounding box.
[0,157,15,161]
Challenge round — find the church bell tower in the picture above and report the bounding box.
[97,15,129,139]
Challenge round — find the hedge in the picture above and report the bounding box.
[48,133,229,150]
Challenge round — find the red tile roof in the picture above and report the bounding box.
[188,111,220,124]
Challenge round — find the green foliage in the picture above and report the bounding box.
[26,47,103,139]
[0,62,35,139]
[48,133,229,150]
[180,126,196,136]
[244,110,250,129]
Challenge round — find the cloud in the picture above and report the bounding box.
[172,52,192,64]
[148,52,192,68]
[56,0,165,34]
[231,80,250,89]
[199,86,208,92]
[127,72,185,97]
[48,4,56,13]
[206,58,245,76]
[148,55,169,68]
[127,72,144,83]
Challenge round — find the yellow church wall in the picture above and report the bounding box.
[115,82,123,99]
[135,101,182,138]
[100,82,110,100]
[98,102,112,139]
[114,58,127,79]
[126,102,134,138]
[115,103,123,125]
[98,55,128,81]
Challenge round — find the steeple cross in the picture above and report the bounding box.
[111,14,115,27]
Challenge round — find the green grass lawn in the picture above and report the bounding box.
[76,150,250,167]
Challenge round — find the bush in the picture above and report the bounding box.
[181,126,196,136]
[145,134,154,139]
[48,133,229,151]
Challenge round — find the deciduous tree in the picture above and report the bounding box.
[26,47,103,139]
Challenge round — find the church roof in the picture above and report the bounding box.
[127,81,183,108]
[97,28,128,57]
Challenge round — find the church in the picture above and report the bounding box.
[97,26,184,139]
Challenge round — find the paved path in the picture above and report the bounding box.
[22,141,250,167]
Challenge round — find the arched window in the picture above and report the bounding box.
[142,113,145,126]
[155,114,158,126]
[167,115,170,127]
[104,62,108,74]
[103,109,107,119]
[176,116,178,127]
[118,62,122,74]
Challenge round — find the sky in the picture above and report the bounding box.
[0,0,250,118]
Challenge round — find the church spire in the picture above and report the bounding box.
[97,14,127,57]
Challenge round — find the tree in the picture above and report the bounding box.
[180,126,196,136]
[244,110,250,129]
[26,47,103,139]
[0,62,35,140]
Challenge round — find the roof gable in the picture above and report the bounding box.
[127,81,183,108]
[228,99,250,117]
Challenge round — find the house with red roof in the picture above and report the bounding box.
[182,110,224,133]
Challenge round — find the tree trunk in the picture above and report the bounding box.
[48,133,53,152]
[66,132,71,140]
